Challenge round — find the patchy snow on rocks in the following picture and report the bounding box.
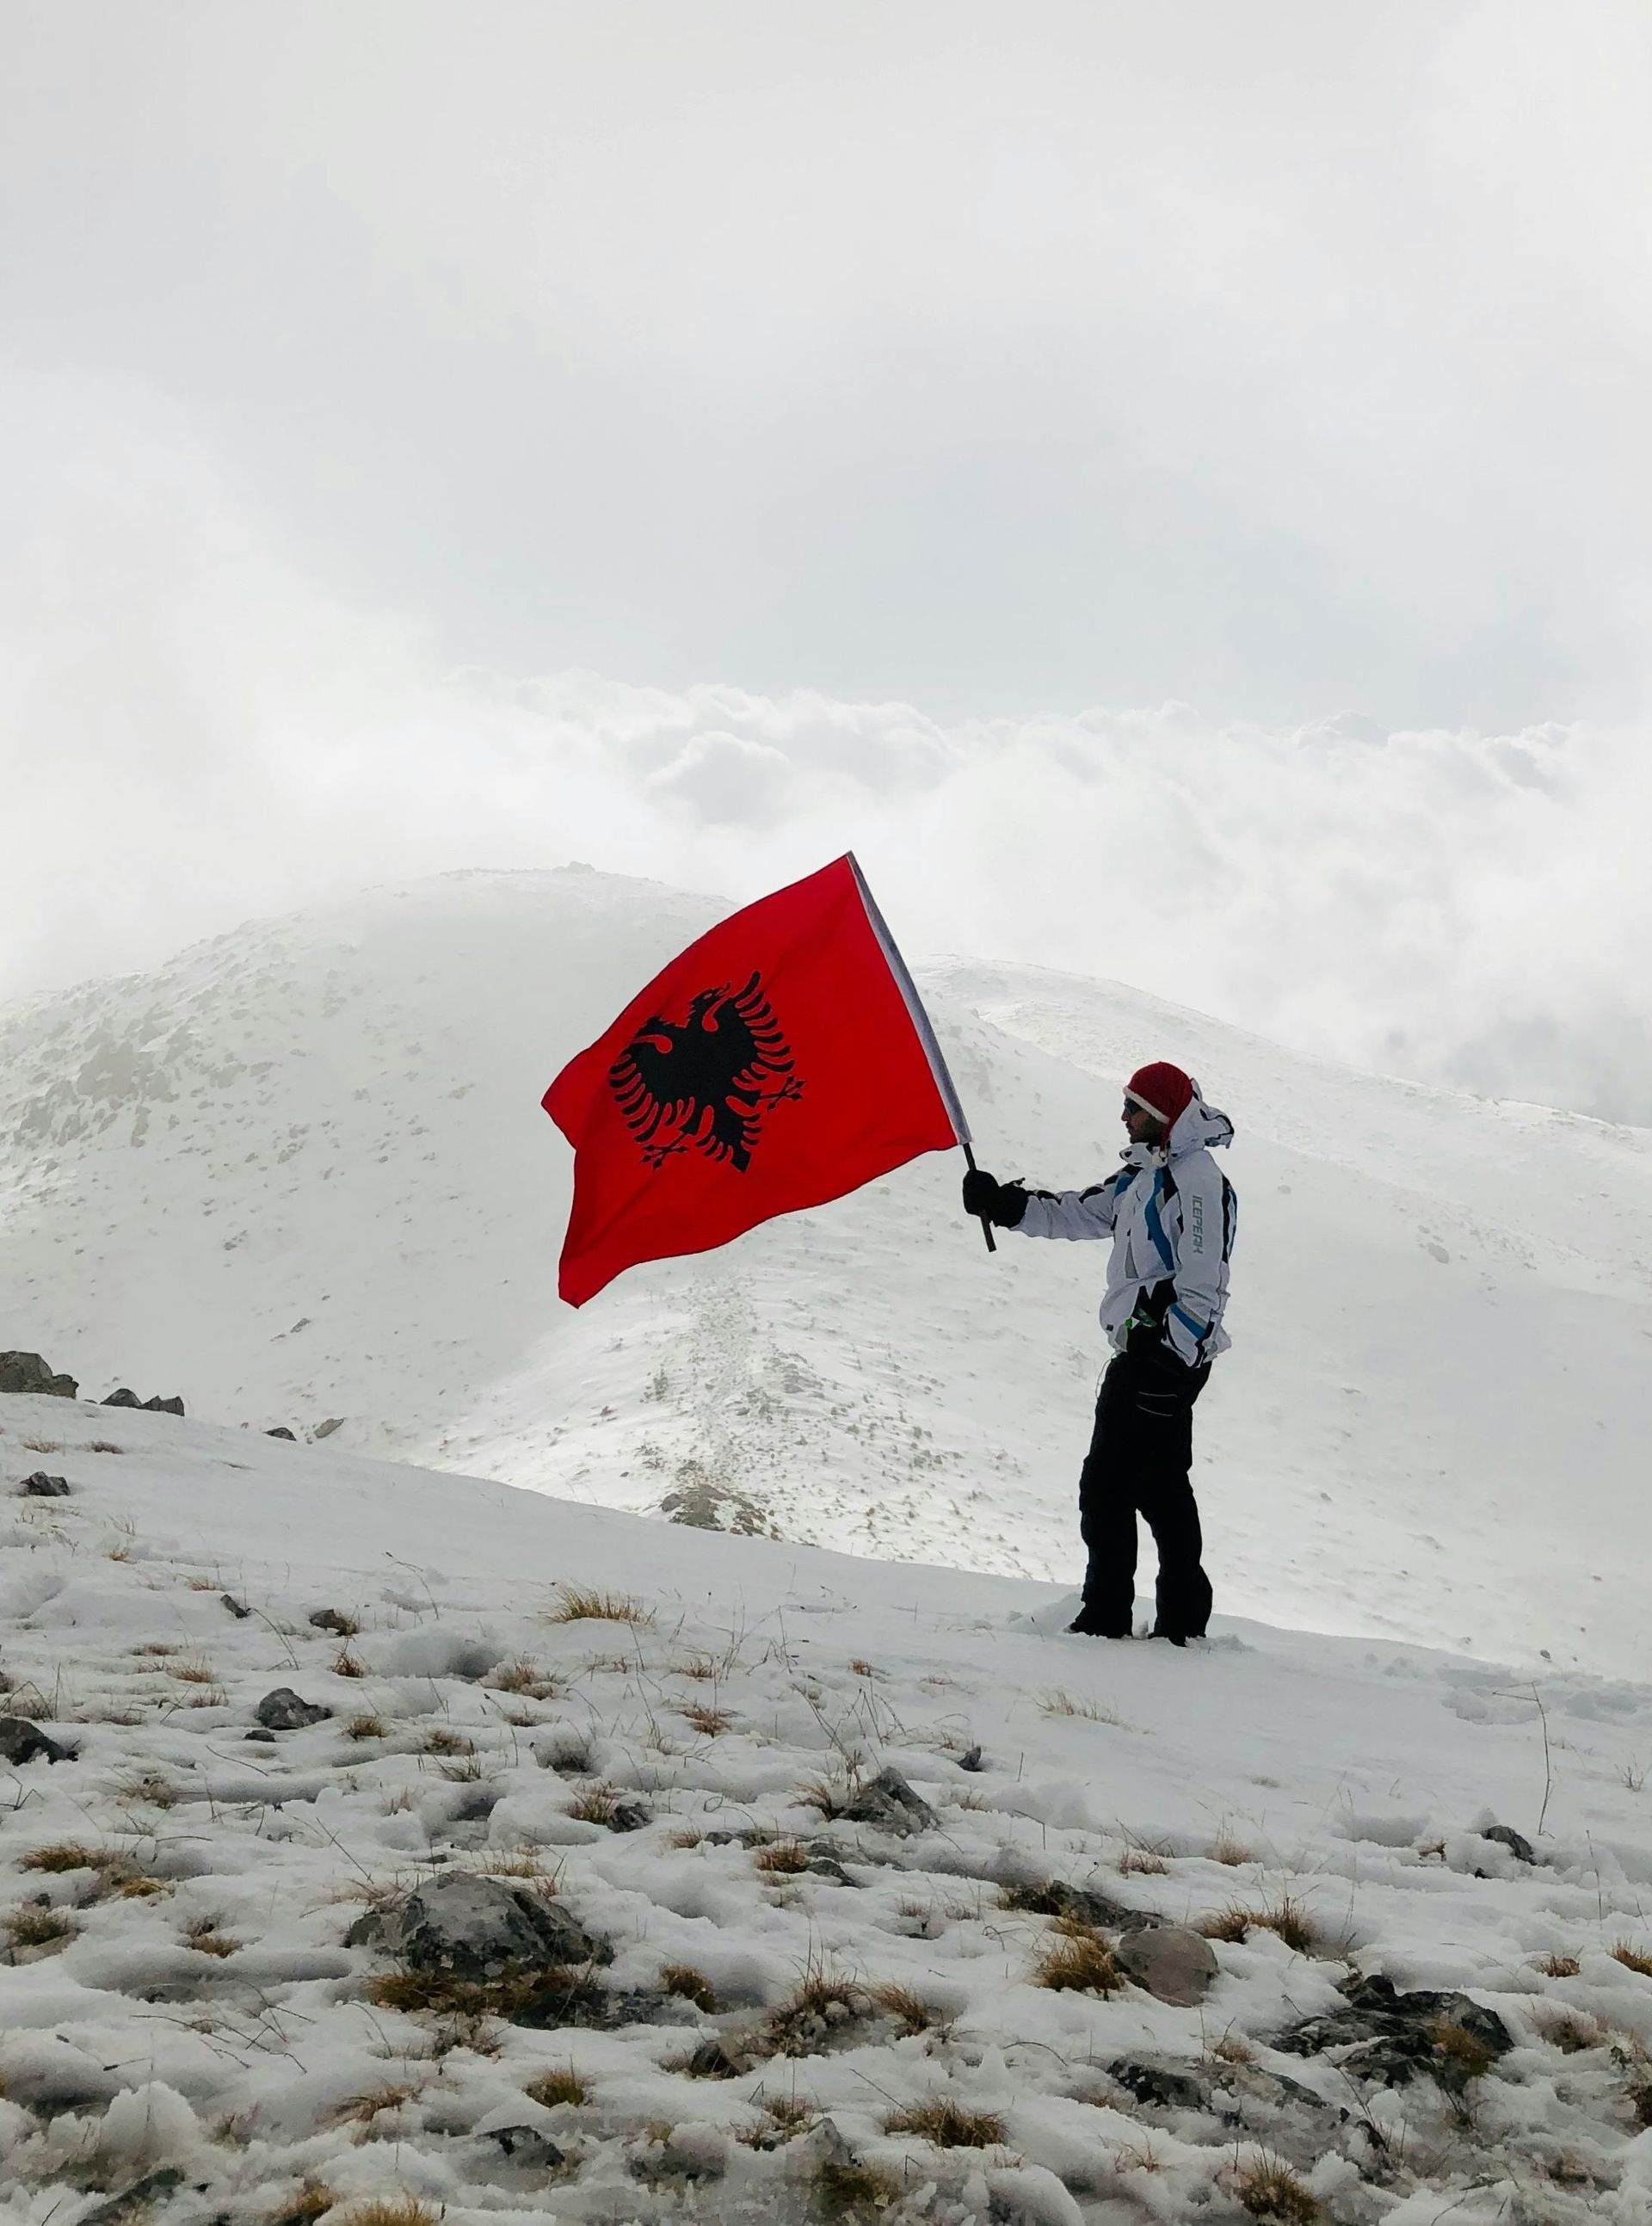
[4,1397,1652,2223]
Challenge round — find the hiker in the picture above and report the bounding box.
[961,1063,1236,1643]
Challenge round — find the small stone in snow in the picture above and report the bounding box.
[307,1608,354,1635]
[244,1730,278,1743]
[19,1471,70,1497]
[957,1742,985,1772]
[841,1765,939,1835]
[1481,1823,1536,1865]
[487,2124,564,2167]
[1109,2056,1211,2111]
[266,1426,297,1440]
[75,2169,187,2224]
[102,1388,142,1409]
[254,1687,332,1730]
[220,1593,251,1619]
[0,1717,71,1765]
[312,1417,344,1440]
[1114,1925,1218,2007]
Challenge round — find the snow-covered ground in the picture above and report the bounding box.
[6,1398,1652,2223]
[1,866,1649,1678]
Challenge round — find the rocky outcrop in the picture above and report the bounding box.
[0,1351,77,1398]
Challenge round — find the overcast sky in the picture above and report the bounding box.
[4,3,1651,1116]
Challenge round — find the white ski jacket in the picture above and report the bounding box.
[1013,1095,1237,1367]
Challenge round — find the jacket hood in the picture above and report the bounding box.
[1168,1093,1234,1160]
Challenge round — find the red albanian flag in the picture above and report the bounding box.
[543,854,970,1306]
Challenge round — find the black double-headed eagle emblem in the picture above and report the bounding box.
[608,971,804,1173]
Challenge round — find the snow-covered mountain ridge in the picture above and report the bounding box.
[1,866,1649,1677]
[5,1397,1652,2223]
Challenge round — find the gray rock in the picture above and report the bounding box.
[683,2036,745,2080]
[254,1687,332,1730]
[76,2170,186,2224]
[313,1416,344,1440]
[0,1351,77,1399]
[307,1607,355,1635]
[385,1869,605,1980]
[486,2124,564,2167]
[607,1797,651,1834]
[0,1716,71,1765]
[1115,1924,1219,2007]
[1109,2056,1211,2111]
[957,1742,985,1773]
[243,1730,278,1743]
[102,1388,141,1409]
[1480,1823,1536,1865]
[266,1426,297,1440]
[842,1765,939,1836]
[19,1471,70,1497]
[220,1593,251,1619]
[1279,1972,1513,2093]
[142,1395,185,1417]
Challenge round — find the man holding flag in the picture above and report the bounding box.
[962,1064,1238,1645]
[542,857,1236,1650]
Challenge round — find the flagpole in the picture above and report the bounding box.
[845,854,996,1255]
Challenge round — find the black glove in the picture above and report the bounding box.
[961,1168,1028,1229]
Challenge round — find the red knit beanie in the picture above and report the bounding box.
[1125,1062,1196,1129]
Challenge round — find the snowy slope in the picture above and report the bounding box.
[4,1399,1652,2224]
[1,868,1649,1678]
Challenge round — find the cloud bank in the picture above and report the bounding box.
[2,374,1647,1124]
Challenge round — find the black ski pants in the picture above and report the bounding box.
[1078,1350,1212,1639]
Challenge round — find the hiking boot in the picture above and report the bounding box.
[1067,1606,1131,1638]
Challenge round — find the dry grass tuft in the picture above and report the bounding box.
[332,2081,422,2128]
[345,1713,388,1742]
[884,2097,1006,2148]
[1207,2030,1255,2066]
[1537,1952,1581,1977]
[848,1659,880,1679]
[168,1655,219,1684]
[868,1981,945,2036]
[754,1839,811,1876]
[679,1700,734,1736]
[523,2065,590,2108]
[333,2203,442,2226]
[262,2183,335,2224]
[565,1782,622,1826]
[737,2093,817,2147]
[366,1963,606,2027]
[668,1828,704,1849]
[1041,1688,1125,1724]
[764,1967,866,2056]
[490,1655,561,1699]
[1430,2017,1495,2082]
[185,1916,243,1958]
[1209,1826,1254,1866]
[672,1653,722,1680]
[21,1841,104,1874]
[812,2156,905,2218]
[1201,1895,1317,1953]
[1536,2008,1603,2054]
[1232,2154,1322,2222]
[1613,1940,1652,1978]
[547,1585,654,1625]
[420,1726,472,1757]
[1118,1847,1170,1876]
[797,1773,854,1820]
[1032,1925,1122,1995]
[331,1646,367,1679]
[660,1962,718,2013]
[3,1904,80,1951]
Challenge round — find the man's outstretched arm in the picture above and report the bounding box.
[961,1167,1129,1238]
